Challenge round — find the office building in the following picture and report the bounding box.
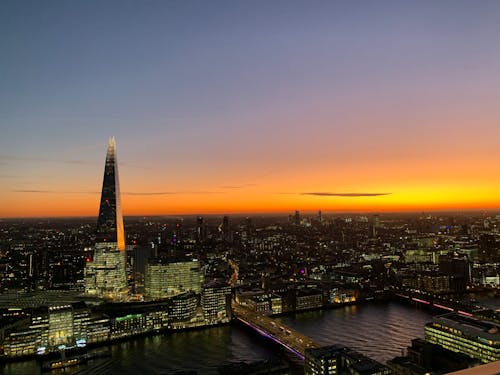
[144,258,203,300]
[85,137,128,300]
[305,344,343,374]
[305,345,391,375]
[417,272,450,293]
[47,305,74,348]
[201,283,232,324]
[95,136,125,251]
[295,289,323,311]
[2,303,96,356]
[387,338,477,375]
[425,312,500,363]
[167,292,199,322]
[341,348,392,375]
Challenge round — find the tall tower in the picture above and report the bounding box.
[85,137,128,300]
[96,136,125,250]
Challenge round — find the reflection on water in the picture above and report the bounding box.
[276,301,434,363]
[1,301,434,374]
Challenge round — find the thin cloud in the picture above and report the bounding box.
[219,183,257,189]
[1,154,149,169]
[12,190,224,195]
[184,191,224,195]
[120,162,153,170]
[302,192,391,197]
[123,191,224,195]
[0,155,92,165]
[12,189,98,194]
[123,192,175,196]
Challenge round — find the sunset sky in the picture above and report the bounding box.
[1,1,500,218]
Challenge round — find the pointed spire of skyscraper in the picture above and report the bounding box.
[85,137,128,299]
[95,136,125,250]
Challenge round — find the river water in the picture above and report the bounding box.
[1,301,434,375]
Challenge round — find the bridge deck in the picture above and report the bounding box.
[232,302,319,359]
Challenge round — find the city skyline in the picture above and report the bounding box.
[2,1,500,218]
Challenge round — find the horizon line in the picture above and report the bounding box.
[2,207,500,220]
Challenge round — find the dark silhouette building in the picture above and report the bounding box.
[438,253,470,292]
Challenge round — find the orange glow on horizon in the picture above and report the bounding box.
[2,131,500,219]
[2,183,500,218]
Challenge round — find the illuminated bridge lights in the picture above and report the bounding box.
[433,303,454,311]
[237,317,305,360]
[411,297,430,305]
[232,302,319,359]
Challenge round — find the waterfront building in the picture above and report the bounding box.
[2,303,96,357]
[29,307,49,350]
[84,316,110,344]
[438,253,471,292]
[110,313,149,339]
[305,345,391,375]
[47,305,74,348]
[305,344,343,374]
[85,137,128,300]
[270,294,283,315]
[329,288,357,304]
[245,294,283,315]
[72,302,91,344]
[201,283,232,324]
[144,258,203,300]
[387,338,477,375]
[340,348,392,375]
[295,289,323,311]
[425,313,500,363]
[417,272,450,293]
[3,328,39,357]
[167,292,200,328]
[247,294,272,314]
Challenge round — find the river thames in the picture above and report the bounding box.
[2,301,434,375]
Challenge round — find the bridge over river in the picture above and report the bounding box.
[232,302,319,359]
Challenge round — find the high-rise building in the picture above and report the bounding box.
[438,253,471,292]
[221,215,230,242]
[144,258,204,300]
[95,136,125,251]
[294,210,300,225]
[85,137,128,300]
[196,216,207,242]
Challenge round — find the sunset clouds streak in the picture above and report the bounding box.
[12,190,223,195]
[301,192,391,197]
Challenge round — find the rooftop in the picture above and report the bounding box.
[428,313,500,342]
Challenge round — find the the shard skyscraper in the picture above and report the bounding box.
[95,136,125,251]
[85,137,128,300]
